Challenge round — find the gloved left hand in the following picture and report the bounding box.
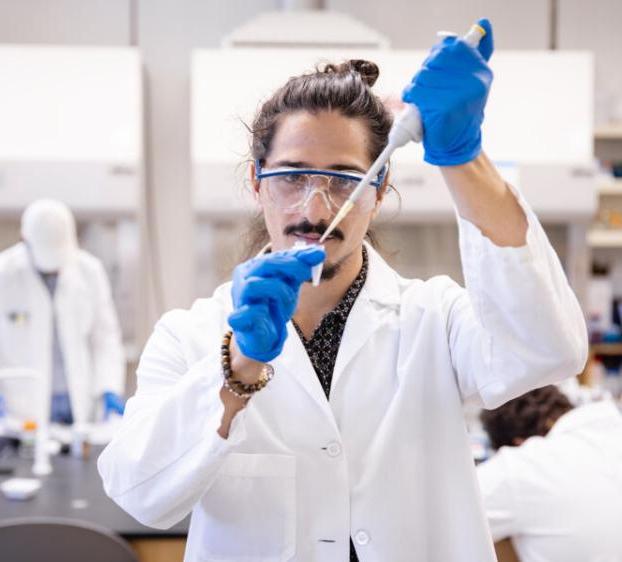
[402,18,494,166]
[103,391,125,418]
[228,246,325,362]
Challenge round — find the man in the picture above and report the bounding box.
[0,199,126,426]
[478,386,622,561]
[99,20,587,561]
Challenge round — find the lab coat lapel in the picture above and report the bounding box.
[55,262,78,342]
[274,323,338,426]
[330,294,383,391]
[54,258,90,422]
[331,243,401,391]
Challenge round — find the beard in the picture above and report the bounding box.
[320,261,340,280]
[319,247,357,281]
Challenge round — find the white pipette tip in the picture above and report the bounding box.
[311,261,323,287]
[293,241,324,287]
[319,200,354,245]
[436,30,458,39]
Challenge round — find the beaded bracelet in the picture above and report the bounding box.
[221,330,274,399]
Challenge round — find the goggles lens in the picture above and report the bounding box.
[256,166,385,213]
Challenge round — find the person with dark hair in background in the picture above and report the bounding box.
[99,19,587,562]
[478,386,622,562]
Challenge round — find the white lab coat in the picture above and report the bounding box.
[477,400,622,562]
[98,190,587,562]
[0,242,125,424]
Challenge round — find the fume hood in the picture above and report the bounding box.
[0,45,142,216]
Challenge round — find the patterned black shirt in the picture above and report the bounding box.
[293,246,368,562]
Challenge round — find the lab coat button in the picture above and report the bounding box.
[325,441,341,457]
[354,530,370,545]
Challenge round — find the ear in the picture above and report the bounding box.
[370,168,390,220]
[250,161,261,203]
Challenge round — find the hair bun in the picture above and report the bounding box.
[347,59,380,87]
[321,59,380,88]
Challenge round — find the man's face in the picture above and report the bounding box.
[253,110,384,280]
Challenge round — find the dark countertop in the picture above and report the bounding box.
[0,444,188,539]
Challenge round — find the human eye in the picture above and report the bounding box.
[271,173,308,200]
[279,173,306,186]
[330,175,359,193]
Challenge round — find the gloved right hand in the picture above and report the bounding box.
[402,18,494,166]
[228,246,326,362]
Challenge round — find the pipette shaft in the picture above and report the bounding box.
[318,143,392,244]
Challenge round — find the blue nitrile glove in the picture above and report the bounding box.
[402,18,494,166]
[228,246,326,362]
[103,391,125,419]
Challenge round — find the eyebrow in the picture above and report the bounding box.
[273,160,367,175]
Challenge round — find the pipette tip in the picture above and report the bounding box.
[293,241,324,287]
[319,201,354,244]
[311,263,323,287]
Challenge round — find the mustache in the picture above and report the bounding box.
[283,219,344,241]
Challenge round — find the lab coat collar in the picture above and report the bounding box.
[11,243,53,298]
[548,400,622,437]
[360,240,402,308]
[273,241,402,420]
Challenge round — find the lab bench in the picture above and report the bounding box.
[0,446,188,562]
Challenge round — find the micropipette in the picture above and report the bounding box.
[318,22,487,247]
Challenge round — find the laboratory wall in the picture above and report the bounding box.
[558,0,622,124]
[0,0,131,45]
[328,0,550,49]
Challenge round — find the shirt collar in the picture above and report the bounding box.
[329,245,368,321]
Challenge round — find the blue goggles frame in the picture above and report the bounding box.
[254,159,388,189]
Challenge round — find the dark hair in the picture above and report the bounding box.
[242,59,394,259]
[480,385,574,450]
[251,59,392,165]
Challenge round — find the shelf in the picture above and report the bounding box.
[591,343,622,356]
[598,179,622,195]
[595,124,622,140]
[587,229,622,247]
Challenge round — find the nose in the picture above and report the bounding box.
[302,187,334,224]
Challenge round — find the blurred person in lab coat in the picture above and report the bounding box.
[478,386,622,562]
[99,19,588,562]
[0,199,126,426]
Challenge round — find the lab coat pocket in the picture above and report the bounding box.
[200,452,296,562]
[0,310,31,359]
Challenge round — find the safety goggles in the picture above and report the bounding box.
[255,159,387,214]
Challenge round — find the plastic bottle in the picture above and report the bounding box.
[71,424,91,460]
[19,419,37,460]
